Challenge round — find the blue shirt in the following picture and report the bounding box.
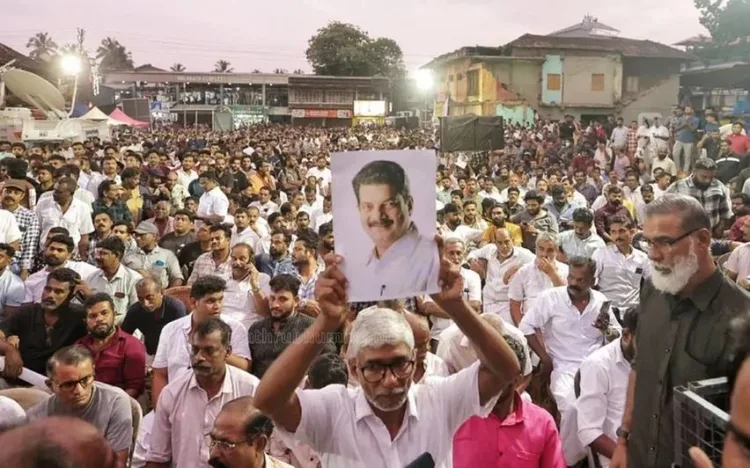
[676,116,700,143]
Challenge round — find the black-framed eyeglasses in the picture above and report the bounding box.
[54,374,94,391]
[359,359,415,383]
[640,229,699,251]
[204,434,250,451]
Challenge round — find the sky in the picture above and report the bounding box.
[2,0,707,75]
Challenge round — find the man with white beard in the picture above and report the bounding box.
[609,194,750,468]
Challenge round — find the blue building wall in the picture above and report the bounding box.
[542,55,563,105]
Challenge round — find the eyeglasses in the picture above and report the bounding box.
[640,229,698,252]
[54,374,94,391]
[359,359,415,383]
[203,434,250,451]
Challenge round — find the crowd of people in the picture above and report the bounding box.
[0,110,748,468]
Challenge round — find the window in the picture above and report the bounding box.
[591,73,605,91]
[467,70,480,97]
[625,76,640,93]
[547,73,561,91]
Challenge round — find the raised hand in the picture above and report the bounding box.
[314,254,349,329]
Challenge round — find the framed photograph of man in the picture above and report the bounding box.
[331,150,440,302]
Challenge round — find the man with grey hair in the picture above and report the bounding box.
[254,251,521,468]
[666,157,732,236]
[349,159,440,300]
[508,231,568,326]
[610,194,750,468]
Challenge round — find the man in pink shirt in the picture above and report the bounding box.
[453,315,566,468]
[727,122,750,156]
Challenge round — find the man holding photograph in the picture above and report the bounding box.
[349,159,440,300]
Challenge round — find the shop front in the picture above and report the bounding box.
[353,100,387,126]
[291,109,352,127]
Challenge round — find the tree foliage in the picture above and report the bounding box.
[305,22,406,79]
[694,0,750,59]
[293,68,305,74]
[170,63,186,72]
[26,32,58,61]
[214,60,233,73]
[96,37,134,71]
[274,68,288,74]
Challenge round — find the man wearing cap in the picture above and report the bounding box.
[124,221,183,289]
[1,179,39,280]
[667,157,733,235]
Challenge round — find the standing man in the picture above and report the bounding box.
[196,171,229,225]
[145,319,260,468]
[35,177,94,260]
[2,179,40,280]
[672,105,700,174]
[610,194,750,468]
[76,293,146,398]
[26,346,133,466]
[305,155,331,192]
[350,160,440,299]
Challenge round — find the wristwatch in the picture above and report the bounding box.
[616,426,630,441]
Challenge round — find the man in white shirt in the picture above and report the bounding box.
[305,155,332,190]
[610,118,628,151]
[508,232,569,326]
[439,203,484,246]
[498,173,528,203]
[478,178,502,202]
[231,208,262,252]
[558,209,606,262]
[299,185,323,216]
[23,234,98,303]
[0,209,21,247]
[196,171,229,225]
[592,216,650,314]
[519,257,621,465]
[35,177,94,259]
[249,187,280,220]
[176,153,199,190]
[85,236,143,324]
[311,196,333,232]
[223,243,270,330]
[467,227,534,324]
[650,148,678,178]
[85,155,121,198]
[349,160,440,301]
[146,318,260,468]
[151,275,252,407]
[254,257,522,468]
[0,243,24,318]
[577,308,637,468]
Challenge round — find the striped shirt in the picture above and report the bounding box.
[9,206,40,272]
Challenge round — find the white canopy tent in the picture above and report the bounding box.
[80,107,128,126]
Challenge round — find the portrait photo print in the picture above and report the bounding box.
[331,150,441,302]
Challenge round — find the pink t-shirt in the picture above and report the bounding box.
[453,393,566,468]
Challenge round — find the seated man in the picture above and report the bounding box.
[26,346,133,466]
[576,307,637,468]
[0,268,86,383]
[146,318,260,467]
[121,278,187,359]
[0,243,24,319]
[76,293,147,398]
[404,312,449,384]
[151,276,251,406]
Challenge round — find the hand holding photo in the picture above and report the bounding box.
[331,150,440,302]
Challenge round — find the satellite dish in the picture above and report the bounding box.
[2,69,66,117]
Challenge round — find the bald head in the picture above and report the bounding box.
[0,417,116,468]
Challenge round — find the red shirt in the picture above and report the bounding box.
[76,327,146,397]
[728,134,750,155]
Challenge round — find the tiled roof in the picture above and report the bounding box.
[507,34,695,60]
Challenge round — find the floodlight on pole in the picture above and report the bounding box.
[60,55,82,117]
[415,69,434,92]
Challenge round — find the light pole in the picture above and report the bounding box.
[415,69,434,127]
[61,55,82,117]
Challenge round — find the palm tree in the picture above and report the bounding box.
[26,32,58,60]
[170,63,186,72]
[251,69,262,74]
[96,37,134,71]
[273,68,288,74]
[214,60,233,73]
[293,68,305,74]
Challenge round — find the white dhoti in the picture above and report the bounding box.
[551,369,587,465]
[483,301,512,325]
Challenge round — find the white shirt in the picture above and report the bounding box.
[507,260,570,314]
[0,268,24,318]
[428,268,482,339]
[311,209,333,231]
[518,287,621,374]
[498,186,527,203]
[35,197,95,247]
[250,201,280,219]
[146,366,260,468]
[577,338,631,468]
[650,125,670,150]
[38,188,95,213]
[306,167,332,189]
[197,186,229,222]
[592,245,650,310]
[352,226,440,302]
[23,261,99,303]
[275,361,497,468]
[418,353,451,384]
[152,313,251,380]
[87,265,143,324]
[558,231,606,259]
[176,168,198,190]
[0,210,21,245]
[230,226,263,252]
[299,197,323,216]
[222,273,271,330]
[467,245,535,306]
[85,172,121,198]
[439,224,484,245]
